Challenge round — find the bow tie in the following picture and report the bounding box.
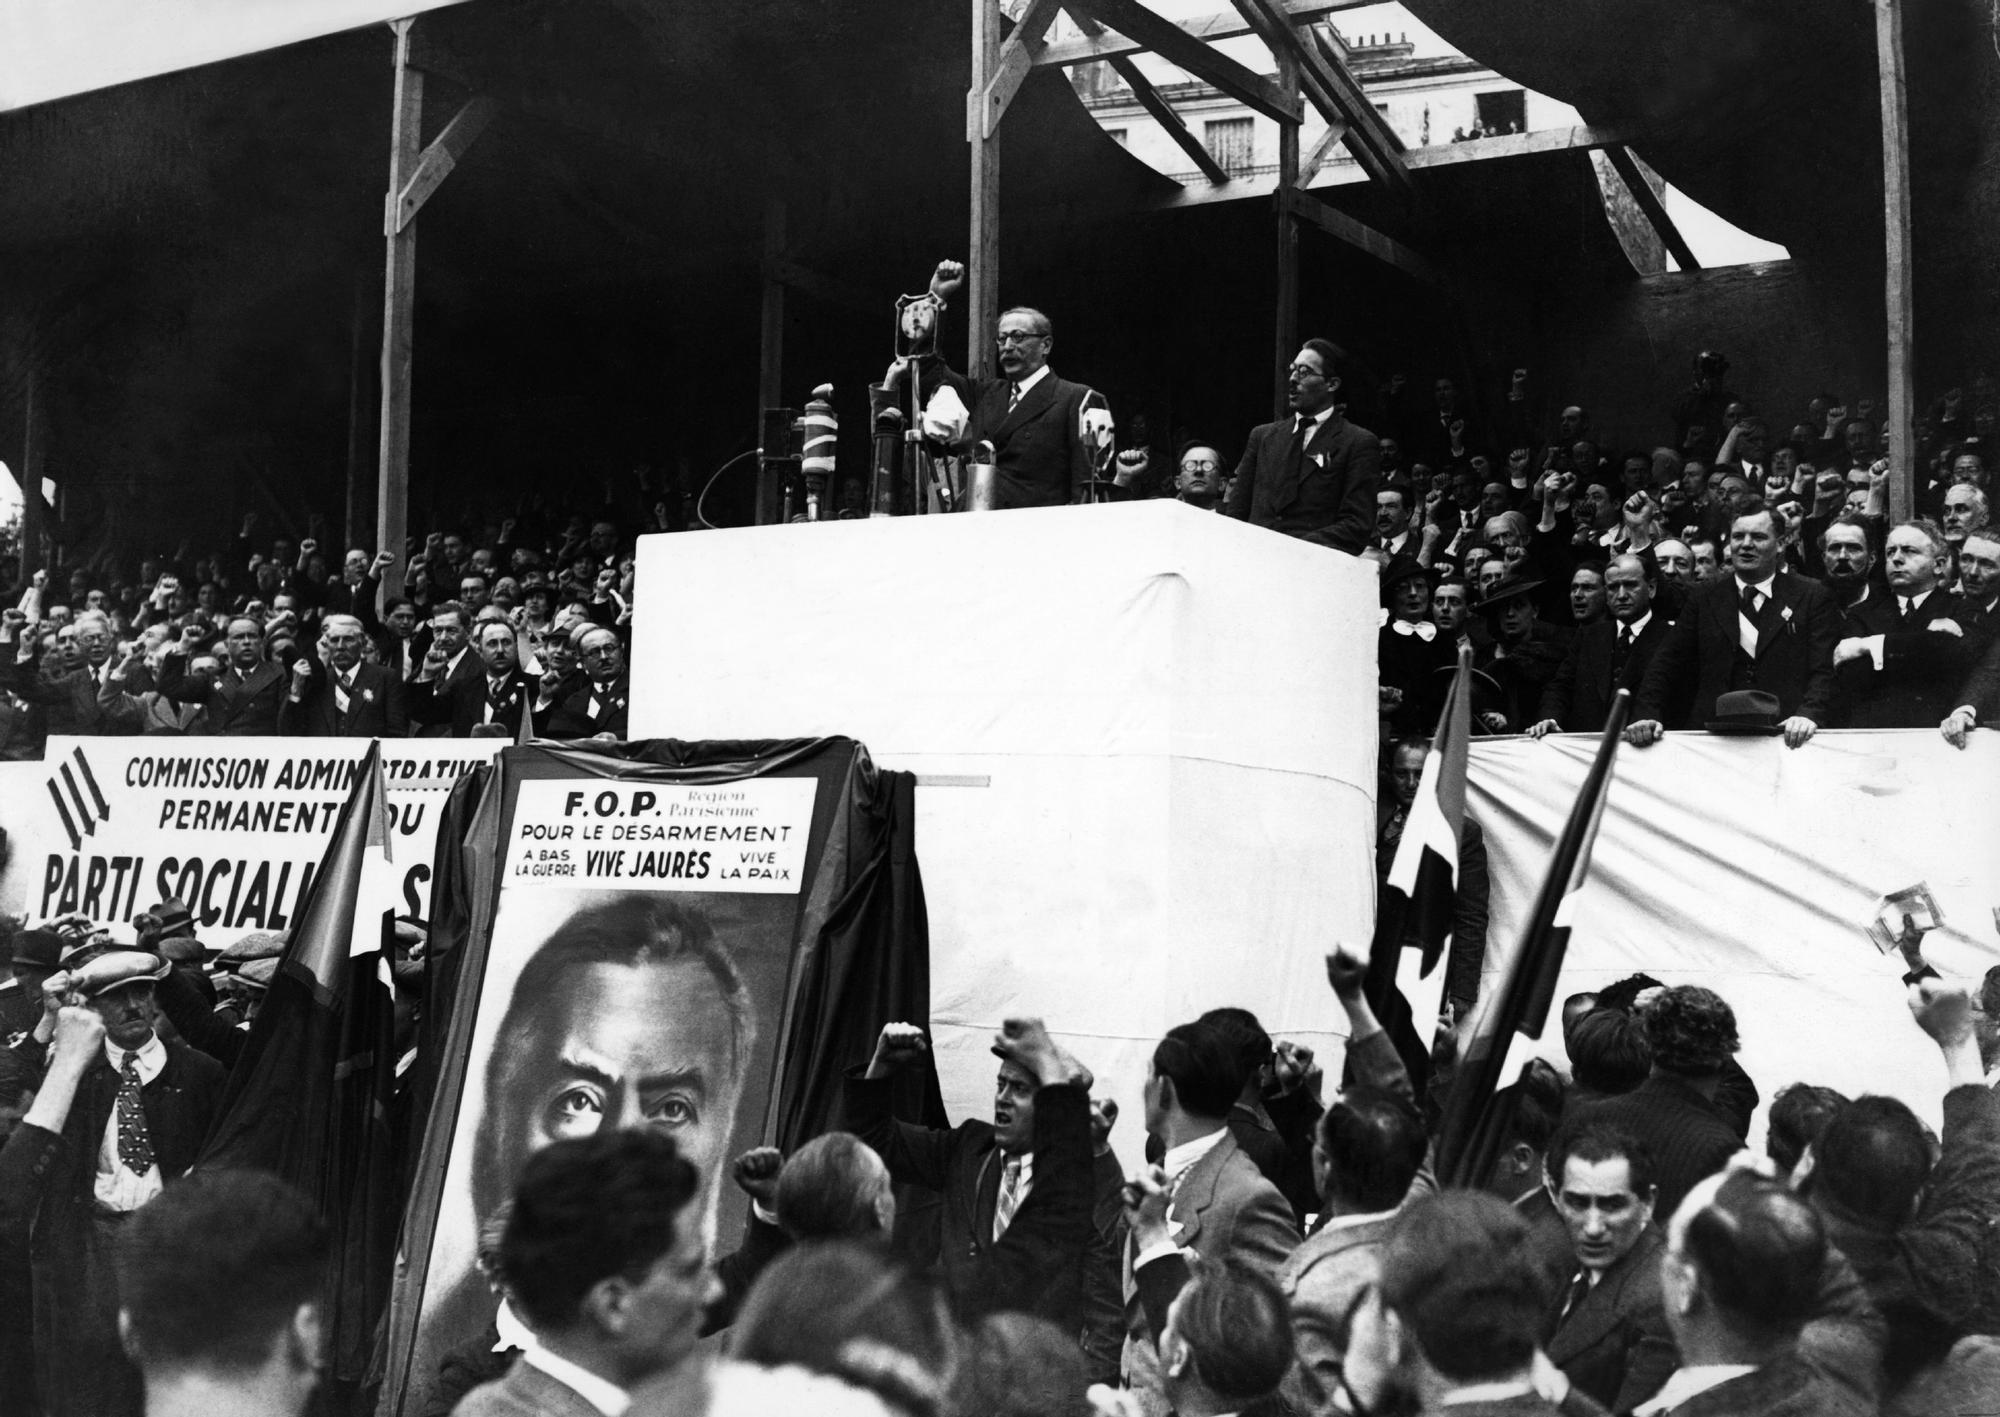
[1390,620,1438,641]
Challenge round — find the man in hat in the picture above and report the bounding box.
[20,949,227,1417]
[2,926,60,1045]
[157,931,286,1069]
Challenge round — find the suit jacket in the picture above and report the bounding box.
[451,1356,611,1417]
[1225,412,1380,554]
[411,667,535,739]
[414,648,482,738]
[156,653,289,736]
[1949,593,2000,718]
[1634,571,1841,728]
[1832,588,1974,728]
[965,370,1098,509]
[1545,1225,1678,1413]
[280,658,410,738]
[1657,1354,1875,1417]
[1540,614,1673,732]
[30,1039,226,1417]
[842,1070,1094,1328]
[1121,1130,1299,1390]
[1281,1210,1397,1414]
[1567,1074,1740,1223]
[544,673,628,740]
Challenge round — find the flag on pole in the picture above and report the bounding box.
[1437,689,1632,1188]
[195,741,401,1386]
[1377,642,1474,979]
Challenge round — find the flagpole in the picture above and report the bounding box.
[1437,690,1632,1187]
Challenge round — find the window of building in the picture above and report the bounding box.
[1202,117,1254,175]
[1105,127,1128,146]
[1474,89,1526,136]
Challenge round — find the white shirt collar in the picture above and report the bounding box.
[1899,587,1933,612]
[1633,1365,1759,1417]
[521,1347,630,1417]
[494,1299,534,1354]
[1295,404,1335,434]
[103,1032,166,1082]
[1318,1206,1398,1234]
[1733,570,1776,598]
[1162,1127,1227,1181]
[1618,610,1653,639]
[1436,1380,1536,1406]
[1011,364,1052,398]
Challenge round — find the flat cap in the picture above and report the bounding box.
[70,950,170,998]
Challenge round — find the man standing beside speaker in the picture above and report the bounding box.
[1225,340,1381,555]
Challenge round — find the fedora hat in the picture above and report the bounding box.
[1706,689,1783,736]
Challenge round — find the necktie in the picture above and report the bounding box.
[993,1156,1024,1241]
[1739,585,1763,621]
[333,673,353,717]
[1613,624,1633,674]
[1006,382,1022,414]
[116,1051,156,1174]
[1559,1269,1590,1322]
[1898,596,1913,623]
[487,678,510,723]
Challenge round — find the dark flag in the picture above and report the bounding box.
[196,742,400,1388]
[1366,644,1473,1087]
[1437,689,1632,1188]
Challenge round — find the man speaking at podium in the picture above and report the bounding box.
[925,261,1108,509]
[1225,340,1381,555]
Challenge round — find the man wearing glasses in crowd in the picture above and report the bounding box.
[1225,339,1381,555]
[543,625,629,740]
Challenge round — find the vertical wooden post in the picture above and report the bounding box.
[967,0,1002,382]
[1875,0,1914,522]
[376,20,422,592]
[18,374,44,578]
[1274,52,1300,420]
[756,194,787,526]
[344,275,373,552]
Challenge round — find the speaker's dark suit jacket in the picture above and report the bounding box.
[410,667,535,739]
[412,647,481,739]
[1832,588,1974,728]
[278,658,409,737]
[1225,411,1380,554]
[1634,570,1841,728]
[156,654,289,736]
[1544,1224,1678,1413]
[1539,613,1672,732]
[965,369,1098,509]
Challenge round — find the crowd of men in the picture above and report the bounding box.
[4,905,1997,1417]
[0,302,1996,1417]
[0,508,640,756]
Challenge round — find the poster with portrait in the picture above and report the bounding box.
[383,738,930,1415]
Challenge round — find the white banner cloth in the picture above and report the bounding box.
[1441,730,2000,1134]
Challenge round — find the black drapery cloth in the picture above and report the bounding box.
[375,737,935,1417]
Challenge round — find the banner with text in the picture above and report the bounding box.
[27,737,499,942]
